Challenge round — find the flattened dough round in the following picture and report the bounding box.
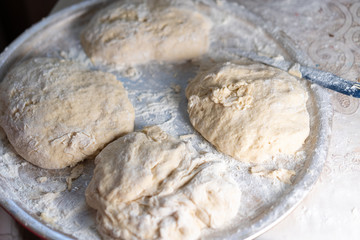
[0,58,135,169]
[86,126,241,240]
[186,61,310,163]
[81,1,212,65]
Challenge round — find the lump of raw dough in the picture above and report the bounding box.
[85,126,241,240]
[81,0,212,66]
[0,58,135,169]
[186,61,310,163]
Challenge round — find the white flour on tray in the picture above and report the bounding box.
[0,0,328,239]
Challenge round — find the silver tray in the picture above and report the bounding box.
[0,0,332,239]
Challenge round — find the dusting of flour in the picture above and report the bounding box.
[0,0,325,239]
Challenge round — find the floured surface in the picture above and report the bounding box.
[0,0,332,239]
[0,58,134,169]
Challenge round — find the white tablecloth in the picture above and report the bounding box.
[1,0,360,239]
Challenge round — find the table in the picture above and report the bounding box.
[1,0,360,239]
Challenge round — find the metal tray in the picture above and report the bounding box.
[0,0,332,239]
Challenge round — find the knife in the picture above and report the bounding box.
[228,48,360,98]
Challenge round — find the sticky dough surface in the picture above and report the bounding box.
[186,61,310,163]
[85,126,241,240]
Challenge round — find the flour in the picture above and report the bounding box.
[0,0,332,239]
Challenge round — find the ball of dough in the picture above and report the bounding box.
[81,1,212,66]
[86,126,241,240]
[0,58,135,169]
[186,61,310,163]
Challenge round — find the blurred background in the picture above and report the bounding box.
[0,0,57,52]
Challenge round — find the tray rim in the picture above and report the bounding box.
[0,0,333,239]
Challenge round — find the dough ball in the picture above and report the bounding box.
[186,61,310,163]
[81,0,212,66]
[0,58,135,169]
[86,126,241,240]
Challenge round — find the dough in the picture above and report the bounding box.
[85,126,241,240]
[81,0,212,66]
[186,61,310,163]
[0,58,135,169]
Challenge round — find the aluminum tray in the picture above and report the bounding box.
[0,0,332,239]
